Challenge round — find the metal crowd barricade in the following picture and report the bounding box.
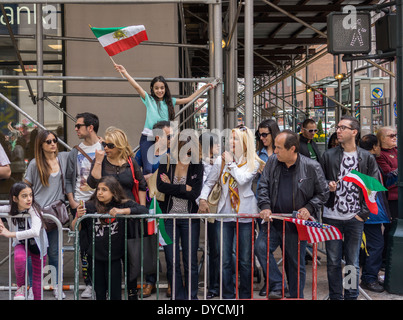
[0,212,64,300]
[72,212,319,300]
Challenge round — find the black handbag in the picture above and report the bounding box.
[42,158,70,231]
[127,219,158,282]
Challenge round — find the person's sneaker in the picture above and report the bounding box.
[14,286,26,300]
[28,287,34,300]
[81,285,93,299]
[360,281,385,293]
[53,286,66,299]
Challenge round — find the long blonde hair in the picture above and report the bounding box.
[231,126,265,172]
[104,126,134,160]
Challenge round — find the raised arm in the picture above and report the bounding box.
[175,83,214,105]
[114,64,146,99]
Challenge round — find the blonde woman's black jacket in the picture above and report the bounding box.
[257,153,329,220]
[156,162,204,214]
[320,145,380,221]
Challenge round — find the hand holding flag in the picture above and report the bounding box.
[342,170,387,214]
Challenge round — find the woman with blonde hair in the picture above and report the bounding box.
[88,126,147,206]
[87,126,148,299]
[198,125,264,299]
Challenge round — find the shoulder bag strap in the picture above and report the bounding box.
[74,145,93,163]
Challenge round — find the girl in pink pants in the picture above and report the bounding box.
[0,182,48,300]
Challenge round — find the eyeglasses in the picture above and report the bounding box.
[387,133,397,138]
[258,132,271,138]
[44,138,58,145]
[304,128,318,133]
[101,141,116,149]
[75,123,87,129]
[335,125,354,131]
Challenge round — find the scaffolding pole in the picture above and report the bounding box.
[244,0,253,128]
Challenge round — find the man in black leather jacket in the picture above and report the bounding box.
[255,130,329,299]
[320,115,380,300]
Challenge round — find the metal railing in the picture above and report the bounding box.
[72,212,319,300]
[0,212,64,300]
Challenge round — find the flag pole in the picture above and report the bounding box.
[88,24,124,78]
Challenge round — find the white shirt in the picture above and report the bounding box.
[323,150,361,220]
[74,142,102,201]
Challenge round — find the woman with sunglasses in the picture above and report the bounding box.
[24,129,69,299]
[88,126,147,206]
[256,119,280,165]
[87,126,147,299]
[376,126,398,258]
[198,125,265,299]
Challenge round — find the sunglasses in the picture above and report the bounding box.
[44,138,58,145]
[101,141,116,149]
[258,132,271,138]
[75,123,87,129]
[387,133,397,138]
[304,129,318,133]
[236,125,248,132]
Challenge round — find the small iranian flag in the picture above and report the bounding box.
[342,170,387,214]
[90,25,148,56]
[149,198,172,246]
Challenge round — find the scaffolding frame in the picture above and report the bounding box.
[0,0,398,147]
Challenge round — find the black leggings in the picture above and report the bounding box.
[93,259,122,300]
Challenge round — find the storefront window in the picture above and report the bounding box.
[0,4,64,199]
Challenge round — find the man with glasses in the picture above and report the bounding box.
[320,116,380,300]
[299,119,321,162]
[65,112,102,299]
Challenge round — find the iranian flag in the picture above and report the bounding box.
[342,170,387,214]
[149,198,172,246]
[90,25,148,56]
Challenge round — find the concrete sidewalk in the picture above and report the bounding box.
[0,228,402,301]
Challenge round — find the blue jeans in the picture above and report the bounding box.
[361,223,384,284]
[255,221,306,298]
[323,216,364,300]
[46,228,60,284]
[222,221,252,299]
[163,219,200,300]
[139,134,155,175]
[207,220,220,295]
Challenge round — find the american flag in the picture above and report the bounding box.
[284,218,342,243]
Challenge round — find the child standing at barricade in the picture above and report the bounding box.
[72,176,148,300]
[114,64,214,176]
[0,182,48,300]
